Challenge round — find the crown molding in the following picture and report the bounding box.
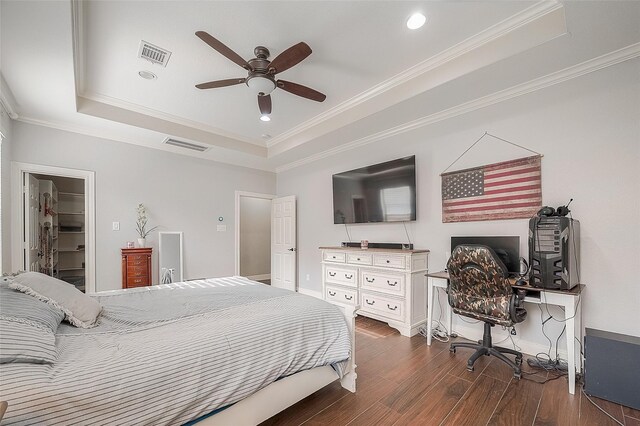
[0,73,20,119]
[275,42,640,173]
[76,95,267,156]
[81,91,264,146]
[70,0,85,96]
[14,115,276,172]
[266,1,565,150]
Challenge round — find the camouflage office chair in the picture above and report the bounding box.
[447,245,527,378]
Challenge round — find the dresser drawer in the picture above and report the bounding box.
[325,285,357,306]
[127,265,148,277]
[126,276,148,287]
[127,256,148,266]
[360,291,404,321]
[346,253,372,266]
[323,251,346,263]
[373,254,406,269]
[325,266,358,288]
[361,270,405,296]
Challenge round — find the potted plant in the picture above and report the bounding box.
[135,204,159,247]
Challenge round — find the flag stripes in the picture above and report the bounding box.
[442,155,542,222]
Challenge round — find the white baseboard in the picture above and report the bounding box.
[298,287,323,300]
[452,323,568,360]
[247,274,271,281]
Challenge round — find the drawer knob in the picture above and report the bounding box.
[366,277,375,283]
[387,304,398,311]
[329,272,336,277]
[387,280,398,286]
[386,260,390,264]
[344,295,353,301]
[328,291,336,296]
[344,274,353,279]
[365,299,375,306]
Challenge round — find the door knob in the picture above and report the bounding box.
[288,248,297,252]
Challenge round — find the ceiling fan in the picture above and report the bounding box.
[195,31,326,118]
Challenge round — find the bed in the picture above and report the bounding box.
[0,276,357,425]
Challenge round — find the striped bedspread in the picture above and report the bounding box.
[0,277,351,425]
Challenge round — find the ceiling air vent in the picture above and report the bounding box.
[138,41,172,67]
[163,138,209,152]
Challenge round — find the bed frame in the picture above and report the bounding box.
[199,302,358,426]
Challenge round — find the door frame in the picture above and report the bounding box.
[11,162,97,293]
[234,191,275,277]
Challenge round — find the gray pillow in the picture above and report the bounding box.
[9,272,102,328]
[0,283,64,364]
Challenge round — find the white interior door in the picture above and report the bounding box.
[271,196,297,291]
[24,174,40,271]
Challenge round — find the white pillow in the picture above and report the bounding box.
[9,272,102,328]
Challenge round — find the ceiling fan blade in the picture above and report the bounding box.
[258,94,272,115]
[268,42,312,74]
[195,31,250,70]
[195,78,246,89]
[277,80,326,102]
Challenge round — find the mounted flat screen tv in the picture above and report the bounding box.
[333,156,416,224]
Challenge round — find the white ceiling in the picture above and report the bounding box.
[1,1,639,172]
[80,1,531,141]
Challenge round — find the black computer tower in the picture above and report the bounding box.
[528,216,580,290]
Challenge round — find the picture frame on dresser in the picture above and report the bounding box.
[320,246,429,336]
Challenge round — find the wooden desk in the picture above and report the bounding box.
[426,271,584,395]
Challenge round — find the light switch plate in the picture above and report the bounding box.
[112,221,120,231]
[216,225,227,232]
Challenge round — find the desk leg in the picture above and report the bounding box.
[576,296,583,373]
[566,300,576,395]
[446,292,453,338]
[426,277,434,345]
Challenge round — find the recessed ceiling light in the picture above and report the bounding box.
[260,115,271,122]
[406,12,427,30]
[138,70,157,80]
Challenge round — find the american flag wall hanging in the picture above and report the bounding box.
[441,155,542,223]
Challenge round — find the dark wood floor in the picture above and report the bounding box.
[262,317,639,426]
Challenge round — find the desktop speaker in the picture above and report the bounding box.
[528,216,580,290]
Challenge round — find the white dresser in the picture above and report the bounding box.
[320,246,429,337]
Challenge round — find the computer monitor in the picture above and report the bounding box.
[450,236,521,276]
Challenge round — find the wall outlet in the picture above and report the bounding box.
[306,274,310,281]
[216,224,227,232]
[112,222,120,231]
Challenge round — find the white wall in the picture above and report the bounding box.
[9,121,276,291]
[0,105,13,273]
[239,196,271,278]
[277,59,640,353]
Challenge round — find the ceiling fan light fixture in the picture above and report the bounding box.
[406,12,427,30]
[246,75,276,95]
[260,114,271,122]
